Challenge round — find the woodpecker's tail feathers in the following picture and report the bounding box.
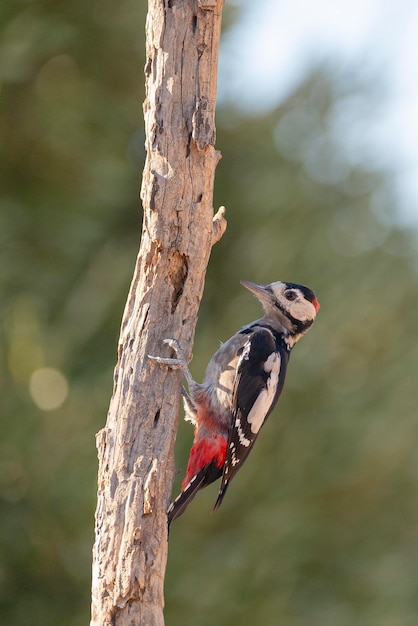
[167,466,209,528]
[212,479,230,512]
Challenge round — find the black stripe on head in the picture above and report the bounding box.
[284,282,317,304]
[290,316,314,334]
[274,300,315,335]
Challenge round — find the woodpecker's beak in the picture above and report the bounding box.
[240,280,271,303]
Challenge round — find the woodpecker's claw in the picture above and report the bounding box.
[148,338,186,367]
[148,339,195,390]
[162,338,187,360]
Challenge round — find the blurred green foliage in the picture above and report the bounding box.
[2,2,418,626]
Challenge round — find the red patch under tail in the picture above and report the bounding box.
[182,435,227,490]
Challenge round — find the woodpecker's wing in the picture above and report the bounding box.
[213,328,289,510]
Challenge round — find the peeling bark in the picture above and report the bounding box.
[90,1,225,625]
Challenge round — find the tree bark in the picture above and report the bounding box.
[90,1,225,625]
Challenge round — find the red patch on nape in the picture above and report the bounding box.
[182,435,227,490]
[312,297,320,312]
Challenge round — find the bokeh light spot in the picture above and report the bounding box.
[29,367,69,411]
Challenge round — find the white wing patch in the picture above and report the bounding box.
[235,416,251,447]
[229,442,240,467]
[247,352,281,434]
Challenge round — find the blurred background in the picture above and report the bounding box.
[2,1,418,624]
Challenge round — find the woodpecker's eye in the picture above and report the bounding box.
[284,290,297,301]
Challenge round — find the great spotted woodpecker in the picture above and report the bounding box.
[150,280,319,526]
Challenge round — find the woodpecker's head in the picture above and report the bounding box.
[241,280,320,340]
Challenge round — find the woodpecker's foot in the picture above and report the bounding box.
[148,339,195,390]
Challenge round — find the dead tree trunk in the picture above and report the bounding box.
[90,1,226,625]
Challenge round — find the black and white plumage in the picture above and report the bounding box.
[213,325,288,510]
[150,280,320,526]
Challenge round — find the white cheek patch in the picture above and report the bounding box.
[290,299,316,322]
[247,352,280,435]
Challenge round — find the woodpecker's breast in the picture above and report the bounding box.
[200,333,250,425]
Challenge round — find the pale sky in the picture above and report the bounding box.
[219,0,418,224]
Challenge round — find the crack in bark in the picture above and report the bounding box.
[168,250,189,313]
[144,458,159,515]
